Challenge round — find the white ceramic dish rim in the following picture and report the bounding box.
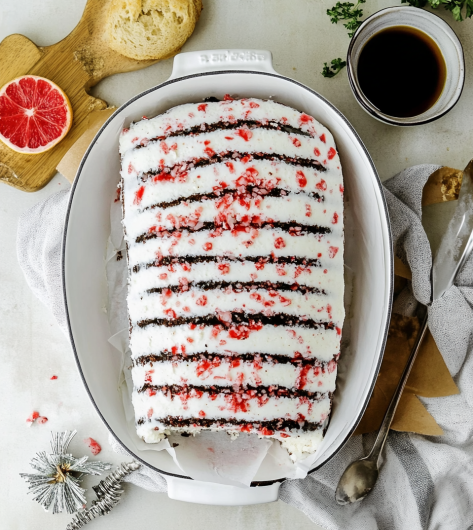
[346,6,465,127]
[62,64,393,487]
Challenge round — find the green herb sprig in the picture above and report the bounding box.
[403,0,473,22]
[321,0,365,78]
[322,58,347,78]
[326,0,366,37]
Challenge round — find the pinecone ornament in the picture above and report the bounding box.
[20,431,111,514]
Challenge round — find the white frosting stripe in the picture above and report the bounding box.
[132,359,337,393]
[130,261,341,297]
[124,193,337,242]
[119,98,334,155]
[128,288,343,325]
[121,128,339,178]
[122,159,340,214]
[126,229,343,269]
[129,323,341,363]
[132,387,331,423]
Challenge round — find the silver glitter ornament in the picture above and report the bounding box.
[66,461,141,530]
[20,431,112,514]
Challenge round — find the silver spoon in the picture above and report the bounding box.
[336,159,473,505]
[335,310,428,505]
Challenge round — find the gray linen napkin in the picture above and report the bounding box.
[17,165,473,529]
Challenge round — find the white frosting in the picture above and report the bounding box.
[132,388,331,423]
[121,98,344,460]
[126,229,343,270]
[122,159,340,214]
[131,261,341,297]
[121,128,340,180]
[119,98,334,155]
[129,323,341,362]
[128,288,344,325]
[125,194,341,242]
[132,360,337,393]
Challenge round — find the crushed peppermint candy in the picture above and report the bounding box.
[84,437,102,455]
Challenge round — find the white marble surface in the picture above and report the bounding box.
[1,0,472,528]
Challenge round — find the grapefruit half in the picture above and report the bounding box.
[0,75,73,155]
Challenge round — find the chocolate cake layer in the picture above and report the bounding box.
[137,312,335,330]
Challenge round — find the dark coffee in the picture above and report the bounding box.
[357,26,447,118]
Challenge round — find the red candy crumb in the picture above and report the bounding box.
[296,364,312,389]
[315,179,327,191]
[50,375,58,380]
[84,437,102,456]
[196,295,208,306]
[218,263,230,274]
[332,212,339,224]
[223,94,234,101]
[327,360,337,373]
[235,128,253,141]
[300,113,313,123]
[198,410,206,417]
[279,296,291,306]
[197,103,207,112]
[203,242,213,251]
[292,138,301,148]
[319,133,326,143]
[37,416,48,424]
[26,411,40,424]
[296,170,307,188]
[328,246,339,259]
[274,237,286,249]
[259,427,275,436]
[280,433,291,438]
[328,147,337,160]
[133,186,145,205]
[276,265,286,276]
[314,147,321,157]
[164,308,177,319]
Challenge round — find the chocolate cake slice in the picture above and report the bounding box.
[120,96,344,461]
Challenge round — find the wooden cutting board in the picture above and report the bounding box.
[0,0,161,192]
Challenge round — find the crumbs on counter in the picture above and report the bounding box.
[84,437,102,455]
[26,411,48,425]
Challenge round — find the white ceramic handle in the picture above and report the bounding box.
[164,475,281,505]
[169,49,277,80]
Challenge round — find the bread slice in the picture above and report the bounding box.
[107,0,202,61]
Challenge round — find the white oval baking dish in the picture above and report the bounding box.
[62,49,393,505]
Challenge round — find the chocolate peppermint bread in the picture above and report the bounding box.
[119,96,344,461]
